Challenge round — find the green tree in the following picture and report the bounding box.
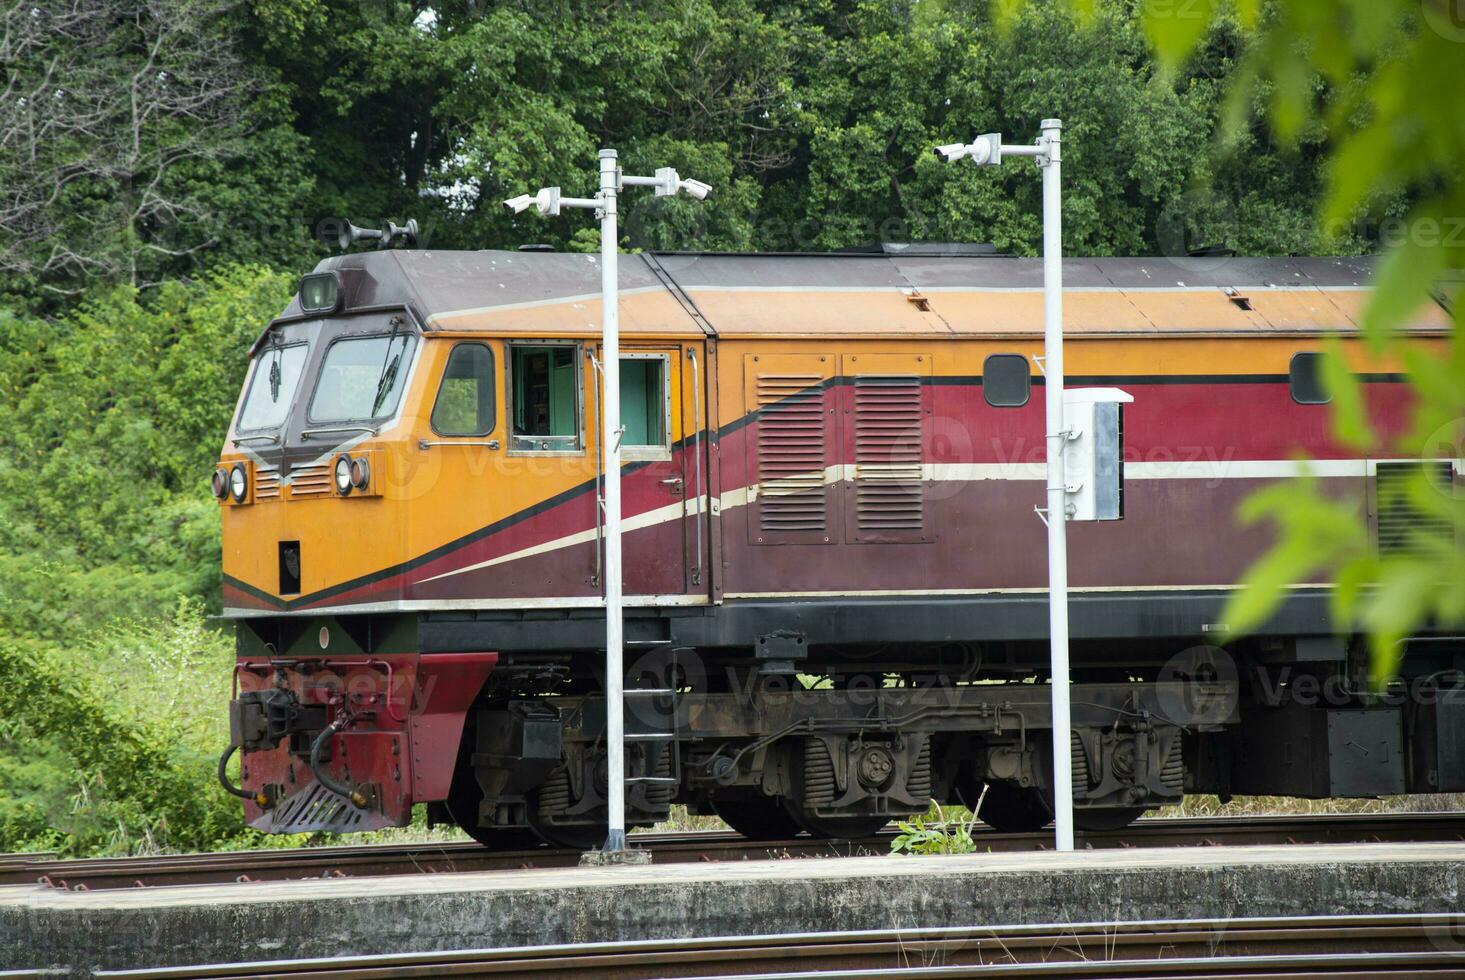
[0,0,316,304]
[0,266,294,640]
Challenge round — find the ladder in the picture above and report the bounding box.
[621,639,681,800]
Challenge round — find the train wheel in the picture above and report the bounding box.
[1073,807,1146,832]
[712,795,805,841]
[526,767,607,849]
[976,782,1053,833]
[780,799,888,839]
[525,808,606,850]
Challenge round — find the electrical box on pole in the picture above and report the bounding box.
[1062,388,1133,522]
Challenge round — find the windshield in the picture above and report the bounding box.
[308,333,417,423]
[237,343,308,431]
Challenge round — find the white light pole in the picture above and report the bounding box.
[504,151,710,856]
[933,119,1074,852]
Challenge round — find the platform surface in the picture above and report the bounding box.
[5,842,1465,972]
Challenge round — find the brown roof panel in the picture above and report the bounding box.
[274,248,1446,340]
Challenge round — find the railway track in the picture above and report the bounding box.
[8,811,1465,892]
[91,914,1465,979]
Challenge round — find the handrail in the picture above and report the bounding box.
[687,347,705,587]
[589,350,605,591]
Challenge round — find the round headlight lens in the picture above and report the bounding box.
[350,456,371,491]
[211,468,228,499]
[334,455,354,495]
[229,462,248,503]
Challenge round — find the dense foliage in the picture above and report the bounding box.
[0,0,1458,853]
[2,0,1394,306]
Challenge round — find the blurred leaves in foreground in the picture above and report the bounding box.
[996,0,1465,681]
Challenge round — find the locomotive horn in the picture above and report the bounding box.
[382,218,419,248]
[337,219,384,252]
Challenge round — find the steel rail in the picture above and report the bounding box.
[13,812,1465,892]
[91,914,1465,980]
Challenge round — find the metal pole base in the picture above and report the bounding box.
[579,847,652,867]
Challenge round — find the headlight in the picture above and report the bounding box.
[350,456,371,491]
[334,455,354,495]
[229,462,248,503]
[211,468,229,500]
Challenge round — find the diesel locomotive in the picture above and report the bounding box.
[216,243,1461,845]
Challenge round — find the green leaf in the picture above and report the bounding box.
[1360,234,1447,351]
[1321,340,1373,451]
[1141,0,1218,70]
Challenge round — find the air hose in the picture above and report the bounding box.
[217,743,274,808]
[309,714,369,808]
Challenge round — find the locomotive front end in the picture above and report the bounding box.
[213,259,500,833]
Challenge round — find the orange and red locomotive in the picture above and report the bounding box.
[216,244,1459,843]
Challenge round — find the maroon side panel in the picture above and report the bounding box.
[408,652,498,801]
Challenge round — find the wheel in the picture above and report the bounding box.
[780,797,888,839]
[712,795,805,841]
[1073,806,1146,832]
[977,782,1053,833]
[525,805,606,850]
[526,768,607,850]
[444,773,541,851]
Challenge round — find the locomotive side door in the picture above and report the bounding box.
[600,343,703,598]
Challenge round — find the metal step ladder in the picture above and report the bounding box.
[621,639,681,795]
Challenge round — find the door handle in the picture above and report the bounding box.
[659,477,685,494]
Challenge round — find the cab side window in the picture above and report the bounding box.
[509,343,582,452]
[431,343,496,436]
[983,353,1031,407]
[620,354,670,459]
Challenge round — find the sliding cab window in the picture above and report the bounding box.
[509,343,583,453]
[431,343,496,437]
[620,353,670,460]
[237,342,309,432]
[308,332,418,423]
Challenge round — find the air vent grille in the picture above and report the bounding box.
[1376,462,1454,557]
[853,375,923,535]
[287,463,331,498]
[254,465,281,500]
[756,374,827,533]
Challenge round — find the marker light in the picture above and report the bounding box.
[229,462,248,503]
[334,455,354,496]
[350,456,371,491]
[211,468,229,500]
[298,272,341,314]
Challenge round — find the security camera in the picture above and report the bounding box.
[534,187,562,216]
[933,143,969,164]
[503,194,534,215]
[933,134,1003,166]
[970,134,1002,166]
[679,178,712,200]
[653,166,681,197]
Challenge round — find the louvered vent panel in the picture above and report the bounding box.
[853,375,924,534]
[287,463,331,498]
[254,465,281,500]
[756,373,827,532]
[1376,461,1454,556]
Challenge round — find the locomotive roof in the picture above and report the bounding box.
[285,248,1452,340]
